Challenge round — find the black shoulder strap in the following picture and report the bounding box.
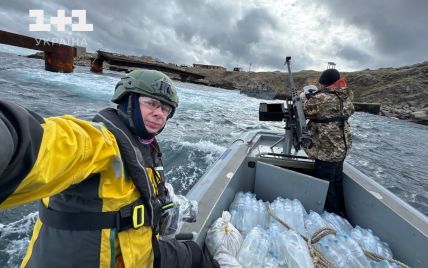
[94,108,155,226]
[309,90,348,159]
[37,109,171,232]
[309,116,348,123]
[38,198,150,231]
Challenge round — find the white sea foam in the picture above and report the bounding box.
[0,212,39,266]
[1,54,428,266]
[178,140,227,155]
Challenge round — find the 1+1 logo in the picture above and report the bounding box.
[29,10,93,32]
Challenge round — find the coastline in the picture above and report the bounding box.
[26,51,428,126]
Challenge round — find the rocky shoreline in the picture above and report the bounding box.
[27,52,428,125]
[193,66,428,125]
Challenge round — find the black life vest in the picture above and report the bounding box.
[39,108,170,233]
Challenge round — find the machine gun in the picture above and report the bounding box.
[259,56,312,155]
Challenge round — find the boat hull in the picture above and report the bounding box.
[181,131,428,267]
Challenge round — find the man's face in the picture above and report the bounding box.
[138,96,171,134]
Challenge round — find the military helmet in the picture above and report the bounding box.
[112,69,178,116]
[319,69,340,86]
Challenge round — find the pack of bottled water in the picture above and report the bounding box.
[369,260,401,268]
[350,226,393,259]
[230,192,269,236]
[315,233,371,267]
[206,192,397,268]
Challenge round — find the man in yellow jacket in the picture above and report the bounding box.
[0,70,218,268]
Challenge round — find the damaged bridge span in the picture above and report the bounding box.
[91,51,204,81]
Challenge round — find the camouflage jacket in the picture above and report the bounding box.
[303,87,354,162]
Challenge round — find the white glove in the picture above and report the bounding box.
[303,85,318,95]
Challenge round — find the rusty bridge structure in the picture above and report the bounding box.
[91,50,204,81]
[0,30,205,80]
[0,30,76,73]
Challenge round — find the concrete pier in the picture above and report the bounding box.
[90,57,104,73]
[353,102,381,114]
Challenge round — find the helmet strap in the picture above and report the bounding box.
[117,95,134,131]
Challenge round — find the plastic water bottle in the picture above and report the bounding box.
[230,192,246,231]
[239,195,251,235]
[332,238,368,268]
[322,211,350,234]
[237,226,269,268]
[378,242,393,259]
[229,192,257,235]
[274,198,298,234]
[230,192,255,211]
[291,199,307,237]
[270,198,289,232]
[337,233,370,267]
[257,200,269,229]
[374,260,397,268]
[350,225,364,243]
[231,197,244,232]
[235,194,260,236]
[282,198,293,226]
[264,254,280,268]
[317,242,345,268]
[266,222,287,266]
[305,210,328,238]
[334,214,353,233]
[281,230,314,268]
[360,230,379,253]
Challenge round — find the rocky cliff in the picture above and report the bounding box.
[26,52,428,125]
[189,61,428,125]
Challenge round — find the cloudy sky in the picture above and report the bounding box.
[1,0,427,71]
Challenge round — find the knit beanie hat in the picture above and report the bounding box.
[319,69,340,86]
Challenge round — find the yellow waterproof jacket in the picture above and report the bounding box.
[0,101,165,268]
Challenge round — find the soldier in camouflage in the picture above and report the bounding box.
[302,68,354,216]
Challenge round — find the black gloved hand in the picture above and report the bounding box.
[203,244,220,268]
[185,240,220,268]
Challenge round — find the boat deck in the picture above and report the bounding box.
[181,131,428,267]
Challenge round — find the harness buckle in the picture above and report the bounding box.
[132,204,145,229]
[116,201,145,231]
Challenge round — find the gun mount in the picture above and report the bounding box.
[259,56,312,155]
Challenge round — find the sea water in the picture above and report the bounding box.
[0,52,427,266]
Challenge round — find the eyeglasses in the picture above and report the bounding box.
[139,96,172,116]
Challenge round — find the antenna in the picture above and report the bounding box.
[327,62,336,69]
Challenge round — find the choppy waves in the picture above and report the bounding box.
[0,212,38,266]
[0,52,427,266]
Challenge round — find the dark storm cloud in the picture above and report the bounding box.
[314,0,428,66]
[336,45,370,66]
[172,2,279,66]
[1,0,282,70]
[2,0,427,71]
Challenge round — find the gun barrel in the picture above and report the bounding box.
[285,58,298,98]
[283,56,313,150]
